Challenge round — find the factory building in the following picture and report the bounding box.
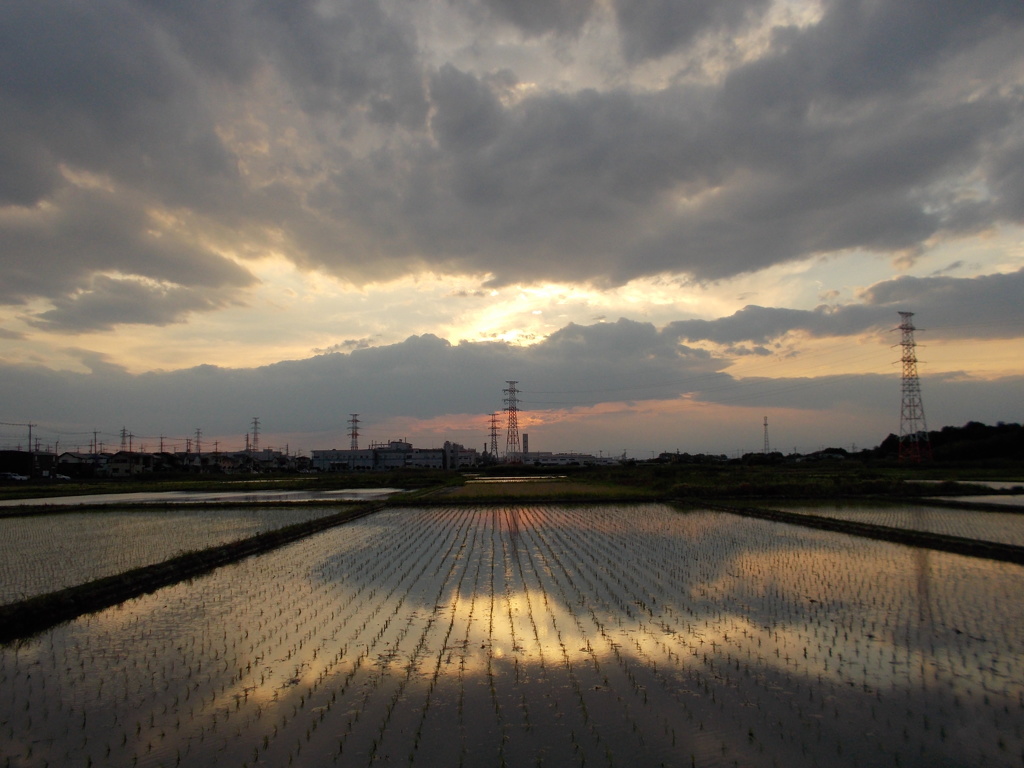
[311,440,478,472]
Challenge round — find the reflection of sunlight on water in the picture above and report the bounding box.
[1,504,1022,768]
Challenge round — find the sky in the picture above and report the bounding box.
[1,0,1023,459]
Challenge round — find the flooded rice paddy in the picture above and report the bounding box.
[0,506,349,605]
[1,504,1022,767]
[760,500,1024,547]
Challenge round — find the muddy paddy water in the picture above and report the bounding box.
[1,504,1022,767]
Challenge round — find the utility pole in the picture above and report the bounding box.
[503,381,522,462]
[26,423,37,476]
[897,311,932,462]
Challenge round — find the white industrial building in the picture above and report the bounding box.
[312,440,478,472]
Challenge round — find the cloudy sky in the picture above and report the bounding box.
[2,0,1023,459]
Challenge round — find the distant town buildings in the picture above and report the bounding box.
[0,447,309,479]
[0,439,627,479]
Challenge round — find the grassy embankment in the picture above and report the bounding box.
[3,461,1021,507]
[443,461,1023,503]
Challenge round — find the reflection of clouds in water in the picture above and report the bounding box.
[0,504,1021,768]
[0,504,356,603]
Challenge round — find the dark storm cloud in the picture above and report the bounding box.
[2,0,1023,318]
[666,268,1024,345]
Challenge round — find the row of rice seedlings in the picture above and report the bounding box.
[0,506,342,604]
[494,507,600,767]
[517,505,691,764]
[259,507,475,765]
[325,508,480,765]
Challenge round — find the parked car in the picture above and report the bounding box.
[0,472,29,481]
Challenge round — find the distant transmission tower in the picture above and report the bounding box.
[763,416,770,455]
[488,412,500,456]
[251,417,260,453]
[897,312,931,462]
[348,413,360,450]
[503,381,522,462]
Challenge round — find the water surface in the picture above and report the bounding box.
[1,504,1020,767]
[0,505,350,604]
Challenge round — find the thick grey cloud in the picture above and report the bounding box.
[27,276,232,333]
[0,188,255,310]
[2,316,1018,454]
[0,0,425,321]
[667,268,1024,345]
[460,0,597,37]
[298,0,1024,285]
[1,0,1023,325]
[1,318,721,443]
[614,0,770,63]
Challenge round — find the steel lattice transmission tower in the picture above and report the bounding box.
[503,381,522,462]
[897,312,932,462]
[348,414,360,451]
[763,416,770,455]
[488,412,500,457]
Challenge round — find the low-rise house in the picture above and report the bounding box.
[107,451,155,476]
